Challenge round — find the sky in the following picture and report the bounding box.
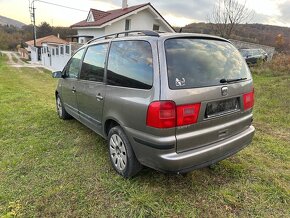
[0,0,289,28]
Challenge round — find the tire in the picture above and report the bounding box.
[56,95,71,120]
[108,126,142,178]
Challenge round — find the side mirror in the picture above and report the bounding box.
[52,71,63,78]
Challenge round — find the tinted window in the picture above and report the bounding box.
[165,38,251,89]
[66,49,85,79]
[107,40,153,89]
[80,43,108,82]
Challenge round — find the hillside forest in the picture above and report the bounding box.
[0,21,289,53]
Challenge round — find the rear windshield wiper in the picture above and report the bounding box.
[220,77,247,84]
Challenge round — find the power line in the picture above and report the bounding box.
[27,0,88,49]
[36,0,87,12]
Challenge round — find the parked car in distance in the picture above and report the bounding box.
[52,30,255,178]
[239,48,268,65]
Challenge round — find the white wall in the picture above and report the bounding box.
[129,9,169,32]
[77,28,105,43]
[75,8,173,40]
[105,9,170,34]
[27,45,39,63]
[41,44,71,71]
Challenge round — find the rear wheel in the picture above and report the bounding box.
[108,126,142,178]
[56,95,71,120]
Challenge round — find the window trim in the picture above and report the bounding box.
[105,39,154,90]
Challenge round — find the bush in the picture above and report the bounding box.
[252,53,290,76]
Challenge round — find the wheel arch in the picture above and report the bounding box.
[104,118,120,138]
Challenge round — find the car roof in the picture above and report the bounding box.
[85,31,231,47]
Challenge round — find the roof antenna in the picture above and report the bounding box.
[179,28,183,33]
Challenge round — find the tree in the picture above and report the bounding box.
[208,0,253,38]
[37,22,53,38]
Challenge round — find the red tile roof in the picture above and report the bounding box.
[71,3,149,28]
[26,35,68,47]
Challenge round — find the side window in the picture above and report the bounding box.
[66,49,85,79]
[107,40,153,89]
[80,43,108,82]
[153,24,160,31]
[60,46,64,55]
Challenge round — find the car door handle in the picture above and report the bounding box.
[96,94,103,101]
[72,87,76,93]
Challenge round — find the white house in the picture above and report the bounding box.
[70,1,175,43]
[26,35,82,71]
[26,35,68,63]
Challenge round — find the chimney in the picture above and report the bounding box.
[122,0,128,9]
[57,33,60,38]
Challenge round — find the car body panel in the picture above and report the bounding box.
[54,32,255,174]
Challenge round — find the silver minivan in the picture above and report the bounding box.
[52,31,255,178]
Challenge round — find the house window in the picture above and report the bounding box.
[125,19,131,31]
[56,47,59,55]
[153,24,160,31]
[60,46,64,55]
[43,48,46,54]
[65,45,70,55]
[52,49,55,56]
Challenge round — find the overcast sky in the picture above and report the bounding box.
[0,0,289,27]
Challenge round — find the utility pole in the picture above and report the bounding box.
[29,0,37,47]
[33,6,36,47]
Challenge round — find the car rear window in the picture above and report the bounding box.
[165,38,251,89]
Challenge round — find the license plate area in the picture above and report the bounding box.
[205,97,240,118]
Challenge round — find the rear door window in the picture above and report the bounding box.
[107,40,153,89]
[80,43,108,82]
[165,38,251,89]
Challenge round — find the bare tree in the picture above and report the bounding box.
[208,0,253,38]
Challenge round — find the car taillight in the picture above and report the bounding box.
[177,103,201,126]
[146,101,176,128]
[243,89,254,111]
[147,101,201,128]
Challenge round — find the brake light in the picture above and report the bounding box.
[147,101,201,128]
[146,101,176,128]
[243,89,254,111]
[177,103,201,126]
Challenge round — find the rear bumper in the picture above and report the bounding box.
[125,125,255,173]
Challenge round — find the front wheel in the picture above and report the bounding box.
[108,126,142,178]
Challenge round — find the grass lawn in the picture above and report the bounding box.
[0,54,289,217]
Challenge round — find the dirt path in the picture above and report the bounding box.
[1,51,50,73]
[1,51,44,69]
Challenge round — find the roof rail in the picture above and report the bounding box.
[86,30,159,44]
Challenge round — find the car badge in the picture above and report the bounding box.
[221,86,228,96]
